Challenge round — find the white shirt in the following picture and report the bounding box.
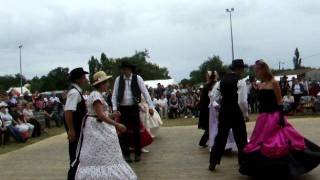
[50,96,61,103]
[112,74,154,111]
[0,111,13,127]
[23,109,34,120]
[213,79,249,118]
[293,84,303,95]
[158,98,168,107]
[283,95,294,103]
[64,83,83,112]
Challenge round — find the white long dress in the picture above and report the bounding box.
[75,91,137,180]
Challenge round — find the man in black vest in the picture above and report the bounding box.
[209,59,249,171]
[64,68,88,180]
[112,61,155,163]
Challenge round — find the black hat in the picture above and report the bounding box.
[70,68,89,82]
[120,61,136,70]
[230,59,248,70]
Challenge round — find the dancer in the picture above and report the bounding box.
[209,59,249,171]
[239,60,320,178]
[74,71,137,180]
[64,68,88,180]
[112,60,154,163]
[208,71,236,151]
[139,96,163,138]
[198,71,212,147]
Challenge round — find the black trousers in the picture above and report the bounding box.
[119,105,141,156]
[199,128,209,146]
[29,118,41,137]
[210,111,248,165]
[66,123,81,180]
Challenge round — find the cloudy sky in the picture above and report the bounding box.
[1,0,320,81]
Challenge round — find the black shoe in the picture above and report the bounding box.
[124,155,133,163]
[209,163,216,171]
[134,155,141,162]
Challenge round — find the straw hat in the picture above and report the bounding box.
[92,71,112,86]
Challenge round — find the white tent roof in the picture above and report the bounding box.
[244,75,297,82]
[145,79,175,88]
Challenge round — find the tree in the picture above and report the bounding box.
[88,56,101,82]
[30,67,70,92]
[184,56,227,85]
[293,48,302,70]
[88,51,171,81]
[0,74,27,91]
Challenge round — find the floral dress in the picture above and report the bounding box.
[75,91,137,180]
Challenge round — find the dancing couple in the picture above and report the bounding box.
[65,63,150,179]
[207,59,320,178]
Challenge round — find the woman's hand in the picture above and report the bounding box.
[115,123,127,134]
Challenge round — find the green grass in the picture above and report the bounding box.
[0,127,65,155]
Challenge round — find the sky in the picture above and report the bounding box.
[0,0,320,81]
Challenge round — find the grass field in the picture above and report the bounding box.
[0,127,65,155]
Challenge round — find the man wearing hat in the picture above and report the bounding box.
[209,59,249,171]
[112,60,155,163]
[64,67,88,180]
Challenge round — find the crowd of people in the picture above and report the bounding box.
[197,59,320,179]
[246,74,320,115]
[0,90,64,145]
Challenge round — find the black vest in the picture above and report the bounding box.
[117,74,142,106]
[220,73,241,108]
[69,85,87,139]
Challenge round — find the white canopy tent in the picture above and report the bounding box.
[244,75,297,82]
[144,79,175,88]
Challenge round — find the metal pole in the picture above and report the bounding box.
[226,8,235,60]
[19,45,23,95]
[229,12,234,60]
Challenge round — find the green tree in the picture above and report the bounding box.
[88,56,101,82]
[184,56,227,85]
[293,48,302,70]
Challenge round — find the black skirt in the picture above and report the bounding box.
[239,139,320,178]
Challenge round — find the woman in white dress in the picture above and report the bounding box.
[74,71,137,180]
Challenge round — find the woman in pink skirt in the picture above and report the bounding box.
[239,60,320,179]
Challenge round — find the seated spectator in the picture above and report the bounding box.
[49,91,61,104]
[34,95,45,111]
[185,92,196,118]
[23,102,41,137]
[176,91,186,118]
[168,94,179,119]
[0,117,6,145]
[283,91,295,113]
[309,82,320,97]
[0,102,25,143]
[157,95,168,119]
[17,103,34,136]
[44,101,62,128]
[8,104,32,140]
